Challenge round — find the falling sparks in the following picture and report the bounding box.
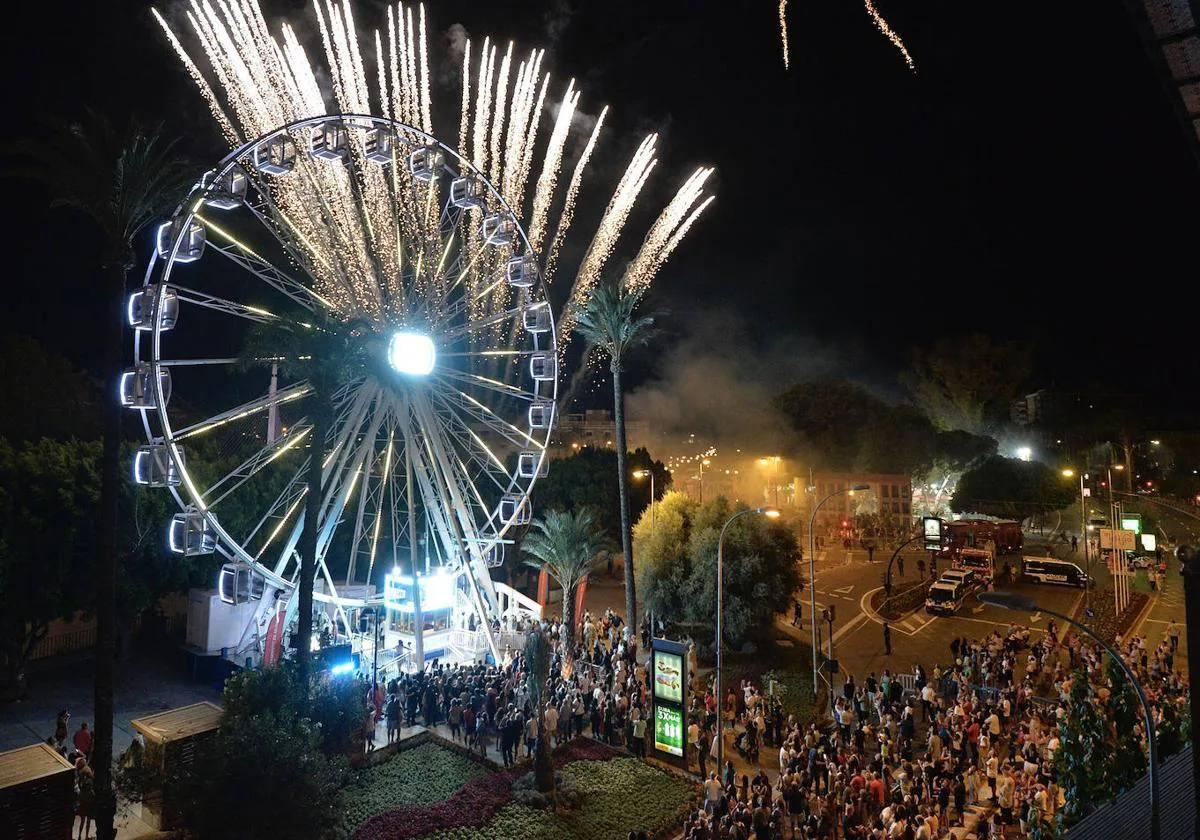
[778,0,789,70]
[863,0,915,72]
[155,0,711,375]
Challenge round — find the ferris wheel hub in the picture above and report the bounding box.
[387,330,436,376]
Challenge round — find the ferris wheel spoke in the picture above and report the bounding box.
[426,389,514,486]
[171,381,311,441]
[156,357,240,367]
[247,464,310,561]
[202,421,313,509]
[437,304,524,343]
[171,285,280,323]
[433,367,537,402]
[194,211,334,313]
[425,397,512,501]
[428,379,543,452]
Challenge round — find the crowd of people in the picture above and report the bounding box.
[339,583,1190,840]
[365,608,654,763]
[677,619,1189,839]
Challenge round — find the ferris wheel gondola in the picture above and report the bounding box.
[125,114,557,665]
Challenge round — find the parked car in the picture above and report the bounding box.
[1126,553,1154,570]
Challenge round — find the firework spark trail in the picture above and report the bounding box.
[153,8,238,142]
[418,3,432,132]
[779,0,790,70]
[157,0,711,345]
[863,0,915,71]
[458,37,471,154]
[624,166,714,295]
[558,133,658,343]
[543,104,607,285]
[488,42,514,186]
[527,80,578,252]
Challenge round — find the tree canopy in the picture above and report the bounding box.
[901,333,1032,435]
[530,446,669,543]
[633,492,801,645]
[773,379,995,477]
[950,454,1075,520]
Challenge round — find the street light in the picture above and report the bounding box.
[757,456,781,507]
[978,590,1159,840]
[1063,468,1091,615]
[632,469,655,524]
[715,505,780,772]
[806,483,869,698]
[698,458,711,503]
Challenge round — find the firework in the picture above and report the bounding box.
[779,0,789,70]
[863,0,915,72]
[154,0,711,357]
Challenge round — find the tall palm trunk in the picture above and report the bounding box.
[296,401,328,700]
[94,258,127,840]
[611,362,636,633]
[561,580,577,662]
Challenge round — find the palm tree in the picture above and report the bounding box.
[239,312,373,699]
[521,509,605,660]
[573,279,658,635]
[523,625,555,793]
[6,112,192,840]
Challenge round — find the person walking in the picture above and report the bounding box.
[883,623,892,655]
[897,556,905,577]
[917,557,926,580]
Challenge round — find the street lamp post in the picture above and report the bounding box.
[632,469,655,524]
[715,506,780,773]
[806,484,869,699]
[1062,469,1091,615]
[979,590,1159,840]
[1108,464,1127,614]
[698,458,711,503]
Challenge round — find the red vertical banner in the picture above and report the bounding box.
[536,567,549,606]
[574,574,589,627]
[262,606,283,667]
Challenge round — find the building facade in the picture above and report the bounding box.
[808,472,913,533]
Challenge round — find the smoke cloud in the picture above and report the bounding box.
[626,308,865,455]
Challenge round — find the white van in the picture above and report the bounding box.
[1021,556,1089,588]
[925,581,965,615]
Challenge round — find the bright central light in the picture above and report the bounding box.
[388,331,435,376]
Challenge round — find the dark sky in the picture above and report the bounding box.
[4,0,1198,415]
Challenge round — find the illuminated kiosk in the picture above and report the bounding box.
[127,114,558,672]
[651,637,689,769]
[382,568,458,662]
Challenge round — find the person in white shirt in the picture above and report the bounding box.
[703,773,723,812]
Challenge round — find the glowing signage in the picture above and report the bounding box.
[383,569,458,612]
[652,650,683,704]
[654,704,684,757]
[923,517,943,552]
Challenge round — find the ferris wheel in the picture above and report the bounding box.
[123,114,557,663]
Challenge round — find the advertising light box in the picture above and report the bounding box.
[654,704,684,757]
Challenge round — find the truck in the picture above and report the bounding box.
[954,546,995,581]
[940,519,1023,561]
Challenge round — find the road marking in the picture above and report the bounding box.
[832,585,855,595]
[1144,618,1172,624]
[831,610,870,643]
[1029,612,1042,624]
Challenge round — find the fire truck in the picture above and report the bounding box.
[940,518,1022,565]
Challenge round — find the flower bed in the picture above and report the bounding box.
[419,758,696,840]
[336,741,490,837]
[349,737,695,840]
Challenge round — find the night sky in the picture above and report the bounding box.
[4,0,1198,417]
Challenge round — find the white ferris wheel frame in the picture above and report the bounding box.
[130,114,558,663]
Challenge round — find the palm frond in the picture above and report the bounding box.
[520,508,605,591]
[572,277,661,366]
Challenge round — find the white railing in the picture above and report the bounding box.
[448,628,489,654]
[495,582,543,621]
